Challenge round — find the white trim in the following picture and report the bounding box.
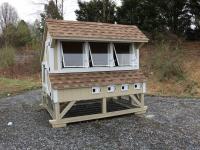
[89,43,110,67]
[142,82,146,93]
[52,90,58,103]
[114,43,132,67]
[136,48,139,69]
[57,41,62,70]
[132,44,139,69]
[61,42,86,68]
[52,37,149,43]
[83,42,89,67]
[108,43,115,67]
[52,67,137,73]
[48,46,54,73]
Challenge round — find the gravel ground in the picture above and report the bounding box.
[0,90,200,150]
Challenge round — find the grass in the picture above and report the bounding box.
[0,46,15,68]
[0,77,41,98]
[141,41,200,98]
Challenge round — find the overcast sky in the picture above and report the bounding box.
[0,0,121,23]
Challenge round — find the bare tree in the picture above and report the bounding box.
[0,2,18,31]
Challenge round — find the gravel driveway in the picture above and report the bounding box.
[0,90,200,150]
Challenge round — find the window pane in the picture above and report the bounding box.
[114,43,131,66]
[90,42,108,66]
[62,42,83,67]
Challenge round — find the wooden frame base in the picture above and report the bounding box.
[41,93,147,128]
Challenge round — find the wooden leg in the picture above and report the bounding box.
[134,93,147,115]
[102,98,107,114]
[54,103,60,120]
[40,94,46,107]
[130,94,142,107]
[47,94,147,128]
[141,93,144,107]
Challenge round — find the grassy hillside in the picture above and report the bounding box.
[141,42,200,97]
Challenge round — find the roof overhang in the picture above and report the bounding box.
[52,36,149,43]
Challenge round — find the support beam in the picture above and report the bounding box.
[60,101,76,119]
[49,107,146,125]
[141,93,144,107]
[130,95,142,107]
[102,98,107,114]
[54,103,60,120]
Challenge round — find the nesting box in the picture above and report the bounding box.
[41,19,149,128]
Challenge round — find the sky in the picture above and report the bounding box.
[0,0,121,23]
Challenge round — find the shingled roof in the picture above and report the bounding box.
[49,70,146,90]
[46,19,148,43]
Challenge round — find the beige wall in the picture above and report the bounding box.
[57,85,143,102]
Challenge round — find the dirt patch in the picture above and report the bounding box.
[0,90,200,149]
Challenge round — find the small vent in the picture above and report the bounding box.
[134,83,142,90]
[92,87,101,94]
[121,84,129,91]
[107,85,115,92]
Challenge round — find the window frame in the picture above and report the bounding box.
[89,42,110,67]
[113,43,132,67]
[61,42,86,68]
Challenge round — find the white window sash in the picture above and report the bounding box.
[61,42,86,68]
[89,43,110,67]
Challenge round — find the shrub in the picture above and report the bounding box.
[0,46,15,68]
[29,51,41,73]
[150,40,185,81]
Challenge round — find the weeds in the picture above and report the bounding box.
[150,40,185,81]
[0,46,15,68]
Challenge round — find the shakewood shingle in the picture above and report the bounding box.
[49,70,146,90]
[46,19,148,42]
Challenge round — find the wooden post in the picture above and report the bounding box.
[54,103,60,120]
[141,94,144,107]
[52,102,66,128]
[102,98,107,114]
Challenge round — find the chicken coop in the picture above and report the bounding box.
[41,19,149,128]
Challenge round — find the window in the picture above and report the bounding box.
[107,85,115,92]
[90,42,109,66]
[92,87,101,94]
[62,42,84,67]
[114,43,131,66]
[121,84,129,91]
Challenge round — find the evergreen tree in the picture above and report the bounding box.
[116,0,165,33]
[45,0,63,19]
[161,0,191,35]
[75,0,116,23]
[40,0,63,33]
[16,20,32,47]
